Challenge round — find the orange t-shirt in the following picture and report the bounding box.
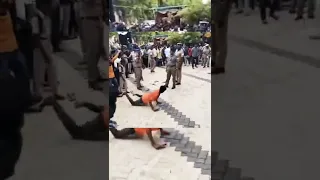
[142,89,160,104]
[134,128,161,137]
[0,12,18,53]
[108,52,119,78]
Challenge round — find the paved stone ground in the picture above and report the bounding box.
[212,10,320,180]
[54,38,215,179]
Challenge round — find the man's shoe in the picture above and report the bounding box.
[176,83,181,85]
[171,86,176,89]
[211,67,225,75]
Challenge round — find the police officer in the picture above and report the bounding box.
[211,0,232,75]
[80,0,107,90]
[132,49,143,90]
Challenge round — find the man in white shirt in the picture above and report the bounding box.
[164,45,171,61]
[147,47,152,67]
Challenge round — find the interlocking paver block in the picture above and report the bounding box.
[181,147,192,153]
[195,159,205,163]
[180,137,189,144]
[186,141,196,148]
[198,151,209,159]
[187,157,197,162]
[194,162,206,169]
[187,152,199,158]
[169,139,180,145]
[188,121,196,127]
[174,143,186,148]
[191,145,202,153]
[174,133,183,140]
[201,169,211,175]
[201,164,211,170]
[205,158,211,165]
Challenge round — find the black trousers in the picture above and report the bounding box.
[0,132,22,180]
[259,0,278,20]
[53,103,109,141]
[192,57,198,67]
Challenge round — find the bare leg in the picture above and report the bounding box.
[124,93,145,106]
[109,128,137,139]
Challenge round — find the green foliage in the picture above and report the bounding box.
[177,0,211,25]
[116,0,158,23]
[167,32,202,44]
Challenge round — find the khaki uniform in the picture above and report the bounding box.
[80,0,106,81]
[176,53,183,84]
[133,53,143,88]
[212,0,232,68]
[165,55,177,87]
[165,66,176,87]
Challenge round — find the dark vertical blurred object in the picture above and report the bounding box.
[212,0,232,70]
[0,62,26,179]
[109,0,115,22]
[69,2,78,37]
[50,1,61,52]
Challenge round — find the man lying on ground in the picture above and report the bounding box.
[53,98,169,149]
[124,85,166,112]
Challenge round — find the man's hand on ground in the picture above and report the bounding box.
[152,143,167,150]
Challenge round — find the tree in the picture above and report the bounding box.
[177,0,211,25]
[116,0,158,24]
[167,32,201,44]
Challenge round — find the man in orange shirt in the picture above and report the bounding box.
[109,49,120,90]
[109,128,170,150]
[124,85,167,111]
[53,94,169,149]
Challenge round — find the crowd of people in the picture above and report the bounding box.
[108,41,212,92]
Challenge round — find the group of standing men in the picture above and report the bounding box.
[109,41,212,92]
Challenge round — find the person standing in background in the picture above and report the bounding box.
[295,0,315,20]
[32,0,65,107]
[132,49,143,90]
[80,0,107,90]
[165,48,177,89]
[191,44,199,69]
[259,0,279,24]
[175,45,183,85]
